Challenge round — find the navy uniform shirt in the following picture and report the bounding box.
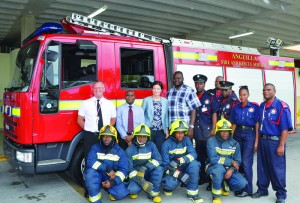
[230,102,259,127]
[216,95,239,120]
[258,97,293,136]
[194,91,218,140]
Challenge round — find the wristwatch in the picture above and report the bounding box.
[189,125,194,128]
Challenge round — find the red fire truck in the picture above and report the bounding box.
[1,13,296,185]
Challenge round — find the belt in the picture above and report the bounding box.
[260,134,281,141]
[236,125,254,130]
[85,131,99,136]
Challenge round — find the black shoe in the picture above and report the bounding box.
[198,178,208,185]
[206,183,212,191]
[84,190,88,198]
[236,191,251,197]
[252,192,268,198]
[234,190,242,196]
[276,199,285,203]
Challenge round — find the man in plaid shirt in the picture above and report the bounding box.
[167,71,201,138]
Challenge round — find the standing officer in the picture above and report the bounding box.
[193,74,217,185]
[229,85,259,197]
[84,125,128,203]
[161,120,203,203]
[252,83,293,203]
[215,81,239,121]
[206,118,247,203]
[116,90,144,149]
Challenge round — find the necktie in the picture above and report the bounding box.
[97,100,103,131]
[128,105,133,134]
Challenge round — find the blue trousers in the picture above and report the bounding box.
[207,164,247,197]
[195,139,209,181]
[84,168,128,203]
[127,166,163,196]
[150,130,166,154]
[162,161,200,197]
[233,128,255,193]
[257,138,286,200]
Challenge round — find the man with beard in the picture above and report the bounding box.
[167,71,201,139]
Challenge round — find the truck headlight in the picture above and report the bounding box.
[16,151,33,163]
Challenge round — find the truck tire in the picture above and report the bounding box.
[69,146,85,186]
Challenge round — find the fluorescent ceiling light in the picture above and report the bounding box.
[283,44,300,52]
[229,31,254,39]
[88,5,107,18]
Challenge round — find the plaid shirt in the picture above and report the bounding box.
[167,84,201,125]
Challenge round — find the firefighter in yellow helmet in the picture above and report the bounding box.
[84,125,129,203]
[126,124,163,203]
[206,118,247,203]
[161,120,203,203]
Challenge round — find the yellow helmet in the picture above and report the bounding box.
[99,125,118,140]
[215,118,232,133]
[133,124,151,138]
[170,119,188,135]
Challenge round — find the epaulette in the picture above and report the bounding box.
[207,91,214,96]
[280,101,289,108]
[231,97,237,101]
[251,102,259,106]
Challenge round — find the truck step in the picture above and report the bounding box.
[37,159,66,166]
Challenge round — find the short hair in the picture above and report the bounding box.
[152,81,164,90]
[125,90,134,96]
[264,83,276,90]
[173,71,183,77]
[239,85,249,94]
[215,76,224,81]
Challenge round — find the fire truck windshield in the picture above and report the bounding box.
[7,41,40,92]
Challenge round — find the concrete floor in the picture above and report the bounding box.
[1,130,300,203]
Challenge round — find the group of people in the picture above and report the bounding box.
[77,71,293,203]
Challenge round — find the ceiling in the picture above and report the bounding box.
[1,0,300,59]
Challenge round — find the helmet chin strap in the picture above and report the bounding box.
[136,137,147,146]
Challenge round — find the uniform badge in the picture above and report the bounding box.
[271,108,277,114]
[204,99,210,104]
[248,107,254,112]
[226,104,230,109]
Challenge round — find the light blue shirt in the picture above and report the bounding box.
[116,103,145,139]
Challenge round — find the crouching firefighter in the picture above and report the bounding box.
[84,125,129,203]
[126,124,163,203]
[206,118,247,203]
[161,119,203,203]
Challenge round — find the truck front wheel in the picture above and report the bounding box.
[69,146,85,186]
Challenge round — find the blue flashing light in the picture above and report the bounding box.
[22,22,63,46]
